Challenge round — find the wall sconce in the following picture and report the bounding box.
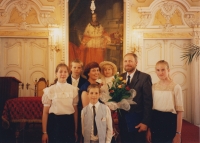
[49,28,61,52]
[131,32,141,53]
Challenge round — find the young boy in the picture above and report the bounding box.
[81,84,113,143]
[67,59,87,89]
[67,59,87,143]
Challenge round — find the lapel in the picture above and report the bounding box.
[67,74,72,84]
[122,70,139,88]
[78,76,85,88]
[130,70,139,88]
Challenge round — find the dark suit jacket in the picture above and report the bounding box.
[67,75,87,89]
[120,69,153,126]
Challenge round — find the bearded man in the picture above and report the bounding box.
[118,53,153,143]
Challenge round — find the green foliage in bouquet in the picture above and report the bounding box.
[108,74,131,103]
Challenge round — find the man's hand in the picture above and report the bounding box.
[135,123,147,132]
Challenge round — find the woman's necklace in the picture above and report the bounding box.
[56,83,66,95]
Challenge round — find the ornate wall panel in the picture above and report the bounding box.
[29,42,47,68]
[5,43,22,68]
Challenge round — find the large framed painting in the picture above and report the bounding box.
[69,0,124,72]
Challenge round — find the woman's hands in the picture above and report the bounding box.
[173,134,181,143]
[42,133,48,143]
[74,132,78,142]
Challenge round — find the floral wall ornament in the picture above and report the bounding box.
[17,22,31,30]
[15,0,32,21]
[184,14,200,28]
[133,13,151,28]
[0,0,56,29]
[160,2,177,24]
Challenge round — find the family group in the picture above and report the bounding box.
[41,53,184,143]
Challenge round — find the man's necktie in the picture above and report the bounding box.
[127,75,131,85]
[92,106,97,136]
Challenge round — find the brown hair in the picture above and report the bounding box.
[124,53,138,62]
[87,84,100,93]
[55,63,69,73]
[83,62,100,79]
[52,63,69,84]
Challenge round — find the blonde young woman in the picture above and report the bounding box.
[146,60,184,143]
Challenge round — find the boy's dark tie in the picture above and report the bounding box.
[92,106,97,136]
[127,75,131,85]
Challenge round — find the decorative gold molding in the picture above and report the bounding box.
[137,0,146,3]
[0,31,49,37]
[143,33,193,39]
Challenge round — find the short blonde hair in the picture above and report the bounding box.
[124,53,138,62]
[70,59,84,68]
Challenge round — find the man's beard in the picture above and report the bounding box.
[124,66,136,72]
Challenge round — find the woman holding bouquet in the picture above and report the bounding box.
[146,60,184,143]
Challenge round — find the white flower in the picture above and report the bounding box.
[96,78,102,84]
[105,102,118,110]
[126,89,137,104]
[117,99,130,111]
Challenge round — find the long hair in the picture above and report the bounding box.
[52,63,69,85]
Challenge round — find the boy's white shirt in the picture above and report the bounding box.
[81,101,113,143]
[71,75,80,87]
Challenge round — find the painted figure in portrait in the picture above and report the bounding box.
[69,0,123,72]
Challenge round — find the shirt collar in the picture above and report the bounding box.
[126,69,136,80]
[89,101,100,109]
[71,75,80,81]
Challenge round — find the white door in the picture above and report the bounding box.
[0,38,48,97]
[143,39,191,121]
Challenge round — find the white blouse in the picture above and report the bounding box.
[42,82,78,115]
[152,81,184,114]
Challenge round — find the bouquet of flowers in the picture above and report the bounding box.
[105,73,137,111]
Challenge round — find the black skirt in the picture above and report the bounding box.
[47,113,75,143]
[151,110,177,143]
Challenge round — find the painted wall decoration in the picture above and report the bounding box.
[69,0,123,72]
